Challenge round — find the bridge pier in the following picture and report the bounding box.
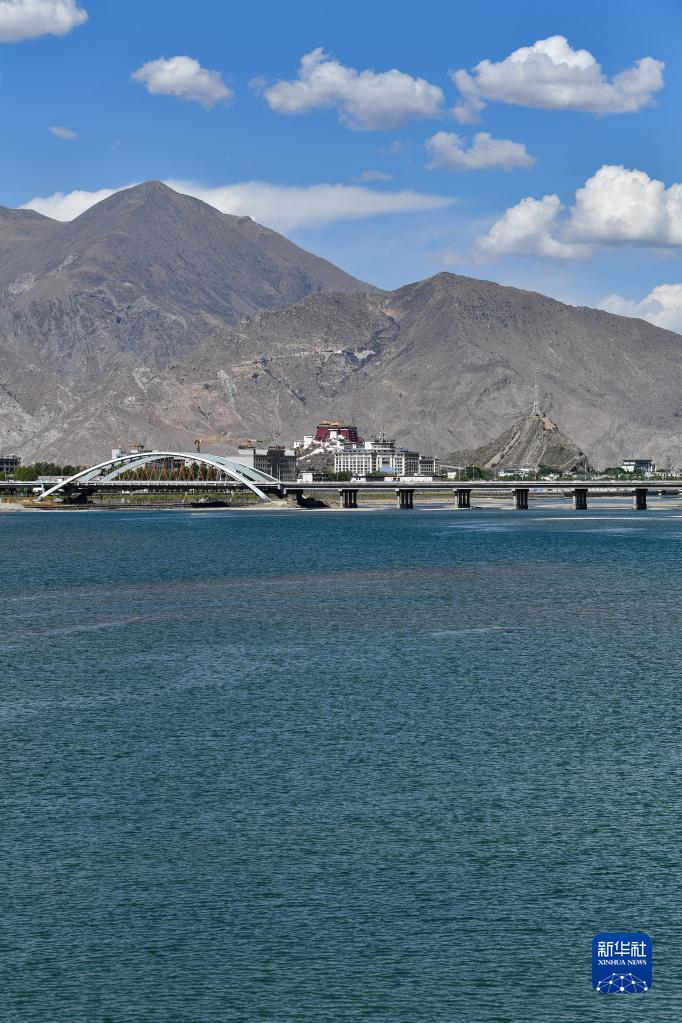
[633,487,648,510]
[64,488,90,504]
[338,488,358,509]
[573,487,588,510]
[454,488,472,509]
[396,488,414,510]
[285,489,304,507]
[513,488,529,510]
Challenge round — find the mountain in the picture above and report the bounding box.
[0,182,373,458]
[0,207,58,260]
[443,412,592,472]
[172,272,682,470]
[0,181,370,365]
[2,192,682,466]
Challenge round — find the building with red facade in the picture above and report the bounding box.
[313,421,363,444]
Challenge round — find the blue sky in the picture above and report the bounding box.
[3,0,682,326]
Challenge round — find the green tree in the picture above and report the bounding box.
[13,465,40,481]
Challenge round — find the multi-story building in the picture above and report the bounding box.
[0,454,20,476]
[334,448,375,476]
[236,446,298,481]
[394,450,420,476]
[334,434,438,479]
[621,458,655,474]
[418,456,438,476]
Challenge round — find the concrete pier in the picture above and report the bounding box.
[633,487,648,510]
[338,488,358,509]
[286,489,304,507]
[513,488,529,510]
[454,488,472,509]
[396,488,414,509]
[573,487,588,510]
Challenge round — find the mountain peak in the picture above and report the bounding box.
[0,203,60,256]
[445,411,592,473]
[72,180,199,224]
[0,175,372,380]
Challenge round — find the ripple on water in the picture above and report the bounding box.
[1,508,680,1023]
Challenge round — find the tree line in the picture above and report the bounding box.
[0,462,80,481]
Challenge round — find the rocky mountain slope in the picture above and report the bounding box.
[443,413,592,472]
[0,207,58,260]
[1,184,682,466]
[174,273,682,469]
[0,182,372,458]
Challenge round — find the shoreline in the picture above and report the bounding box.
[6,495,682,513]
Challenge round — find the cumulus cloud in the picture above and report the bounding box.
[476,194,589,259]
[568,164,682,244]
[601,285,682,333]
[477,165,682,259]
[49,124,76,139]
[0,0,86,41]
[131,55,231,109]
[261,47,444,129]
[452,35,664,123]
[21,179,452,230]
[426,130,533,171]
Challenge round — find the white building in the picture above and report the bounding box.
[334,435,438,478]
[621,458,655,474]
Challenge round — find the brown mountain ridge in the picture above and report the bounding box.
[1,182,681,466]
[443,413,592,472]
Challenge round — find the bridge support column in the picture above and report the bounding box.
[513,488,529,510]
[454,488,472,509]
[64,488,89,504]
[633,487,648,510]
[338,488,358,508]
[573,487,588,510]
[285,489,304,507]
[396,488,414,509]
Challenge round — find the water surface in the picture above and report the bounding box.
[1,507,680,1021]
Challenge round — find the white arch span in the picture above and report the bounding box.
[35,450,280,502]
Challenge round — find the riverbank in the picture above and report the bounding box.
[8,494,682,513]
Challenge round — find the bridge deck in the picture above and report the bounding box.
[4,478,679,496]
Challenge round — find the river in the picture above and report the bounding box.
[2,507,680,1021]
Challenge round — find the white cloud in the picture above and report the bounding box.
[131,55,231,109]
[49,124,76,140]
[476,194,589,259]
[22,185,127,219]
[261,47,444,129]
[0,0,86,41]
[426,130,533,171]
[568,164,682,244]
[600,285,682,333]
[477,165,682,259]
[21,180,452,230]
[166,180,451,231]
[452,35,664,123]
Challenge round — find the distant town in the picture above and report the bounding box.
[0,413,674,495]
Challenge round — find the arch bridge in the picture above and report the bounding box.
[35,450,282,502]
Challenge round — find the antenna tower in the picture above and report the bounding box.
[531,371,543,417]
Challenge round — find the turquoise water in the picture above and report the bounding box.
[1,506,680,1022]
